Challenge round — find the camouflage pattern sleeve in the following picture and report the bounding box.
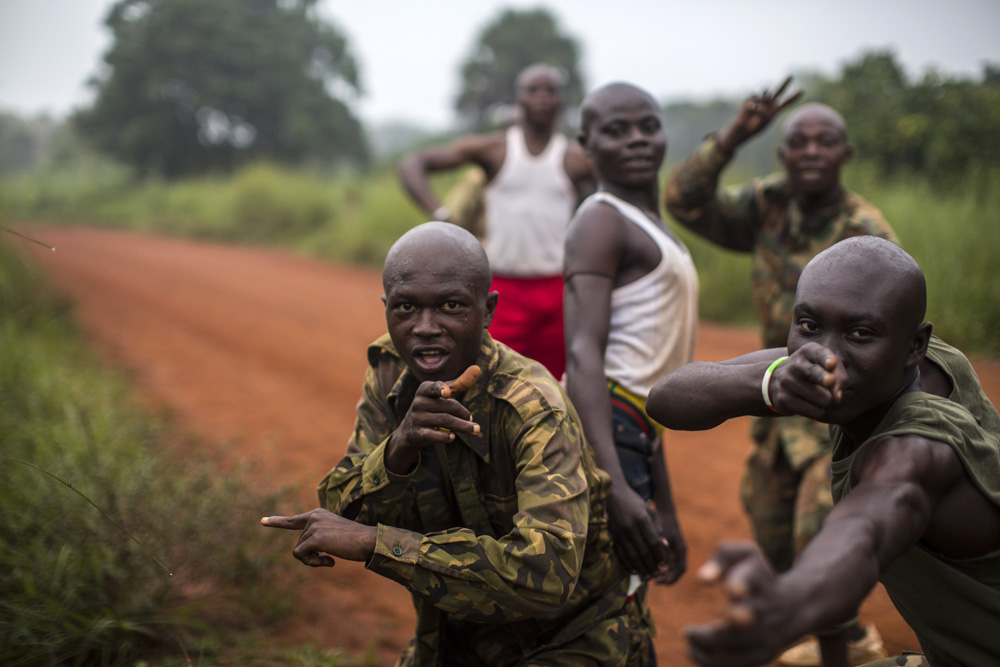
[316,363,414,525]
[664,135,761,252]
[367,408,593,623]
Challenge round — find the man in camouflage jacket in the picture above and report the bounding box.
[663,79,896,666]
[263,222,650,666]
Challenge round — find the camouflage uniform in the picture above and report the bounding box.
[318,332,652,666]
[665,135,897,571]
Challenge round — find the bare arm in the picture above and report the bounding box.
[564,204,671,579]
[647,348,787,430]
[396,134,503,217]
[685,434,961,667]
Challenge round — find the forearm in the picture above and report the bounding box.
[397,155,443,215]
[647,350,783,430]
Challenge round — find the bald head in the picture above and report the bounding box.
[782,102,847,141]
[516,63,565,92]
[803,236,926,332]
[383,222,492,299]
[579,82,659,137]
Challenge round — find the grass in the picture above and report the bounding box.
[3,158,997,354]
[0,239,328,665]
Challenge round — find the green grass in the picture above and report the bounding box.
[3,159,997,354]
[0,240,318,665]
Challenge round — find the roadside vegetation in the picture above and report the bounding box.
[3,157,997,355]
[0,240,369,666]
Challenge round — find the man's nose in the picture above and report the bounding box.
[413,310,442,336]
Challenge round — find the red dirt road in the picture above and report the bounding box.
[17,226,1000,666]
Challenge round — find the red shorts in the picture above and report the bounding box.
[488,274,565,379]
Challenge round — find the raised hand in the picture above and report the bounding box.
[385,365,482,474]
[717,76,803,154]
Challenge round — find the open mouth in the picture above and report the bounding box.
[412,347,449,374]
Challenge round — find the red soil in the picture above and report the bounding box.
[17,226,1000,666]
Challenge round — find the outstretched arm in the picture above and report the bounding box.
[647,348,787,430]
[685,432,962,666]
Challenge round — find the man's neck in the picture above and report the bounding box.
[602,182,661,221]
[792,185,845,215]
[520,121,555,155]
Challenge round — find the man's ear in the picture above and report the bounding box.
[578,129,589,151]
[906,321,933,368]
[776,145,787,167]
[380,295,387,306]
[483,290,499,329]
[841,143,855,165]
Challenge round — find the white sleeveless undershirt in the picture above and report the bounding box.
[483,126,576,276]
[584,192,700,397]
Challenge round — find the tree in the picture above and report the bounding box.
[76,0,368,178]
[454,8,584,130]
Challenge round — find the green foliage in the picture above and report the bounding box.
[76,0,368,178]
[808,50,1000,185]
[455,8,584,129]
[843,164,1000,354]
[4,135,999,356]
[0,241,301,664]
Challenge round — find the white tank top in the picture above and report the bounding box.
[584,192,700,397]
[484,126,576,276]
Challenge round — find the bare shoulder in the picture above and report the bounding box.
[565,199,626,273]
[563,140,595,182]
[854,433,963,493]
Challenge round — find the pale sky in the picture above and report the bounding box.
[2,0,999,130]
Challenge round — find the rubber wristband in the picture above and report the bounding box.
[761,356,789,413]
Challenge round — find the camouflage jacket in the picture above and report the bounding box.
[665,135,898,467]
[317,333,633,666]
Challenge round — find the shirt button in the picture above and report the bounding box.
[372,475,380,485]
[493,379,503,390]
[392,546,403,556]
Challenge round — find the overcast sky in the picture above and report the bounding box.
[2,0,999,130]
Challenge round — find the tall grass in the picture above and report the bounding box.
[3,159,997,354]
[0,240,302,665]
[844,164,1000,354]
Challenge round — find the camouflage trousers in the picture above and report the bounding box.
[857,656,929,667]
[739,442,833,573]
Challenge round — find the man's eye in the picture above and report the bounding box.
[798,320,818,333]
[848,328,873,339]
[641,120,660,134]
[397,303,414,312]
[442,301,461,311]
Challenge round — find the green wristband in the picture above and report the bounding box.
[761,356,789,412]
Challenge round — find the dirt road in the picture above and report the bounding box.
[18,226,1000,665]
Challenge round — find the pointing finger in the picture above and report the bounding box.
[260,513,309,530]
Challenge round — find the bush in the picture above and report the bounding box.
[0,240,299,665]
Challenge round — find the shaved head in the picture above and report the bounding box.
[579,82,659,137]
[383,222,492,299]
[516,63,565,91]
[802,236,926,333]
[783,102,848,140]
